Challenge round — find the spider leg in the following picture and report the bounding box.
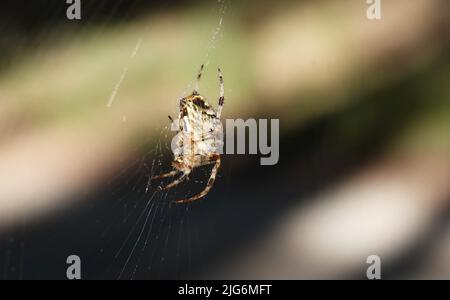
[216,68,225,118]
[193,64,205,94]
[151,170,179,180]
[174,157,221,204]
[162,171,190,190]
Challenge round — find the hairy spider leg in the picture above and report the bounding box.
[217,68,225,118]
[151,170,179,180]
[162,170,191,190]
[174,157,221,204]
[193,64,205,94]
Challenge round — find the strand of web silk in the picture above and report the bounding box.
[203,0,228,69]
[107,37,143,108]
[179,0,228,99]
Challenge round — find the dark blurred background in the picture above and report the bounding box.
[0,0,449,279]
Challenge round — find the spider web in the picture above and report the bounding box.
[95,0,230,279]
[0,0,231,280]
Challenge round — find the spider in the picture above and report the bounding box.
[152,65,225,203]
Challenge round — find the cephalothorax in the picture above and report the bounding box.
[152,65,225,203]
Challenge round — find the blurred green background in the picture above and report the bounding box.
[0,0,449,279]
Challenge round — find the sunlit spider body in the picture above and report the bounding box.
[152,65,225,203]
